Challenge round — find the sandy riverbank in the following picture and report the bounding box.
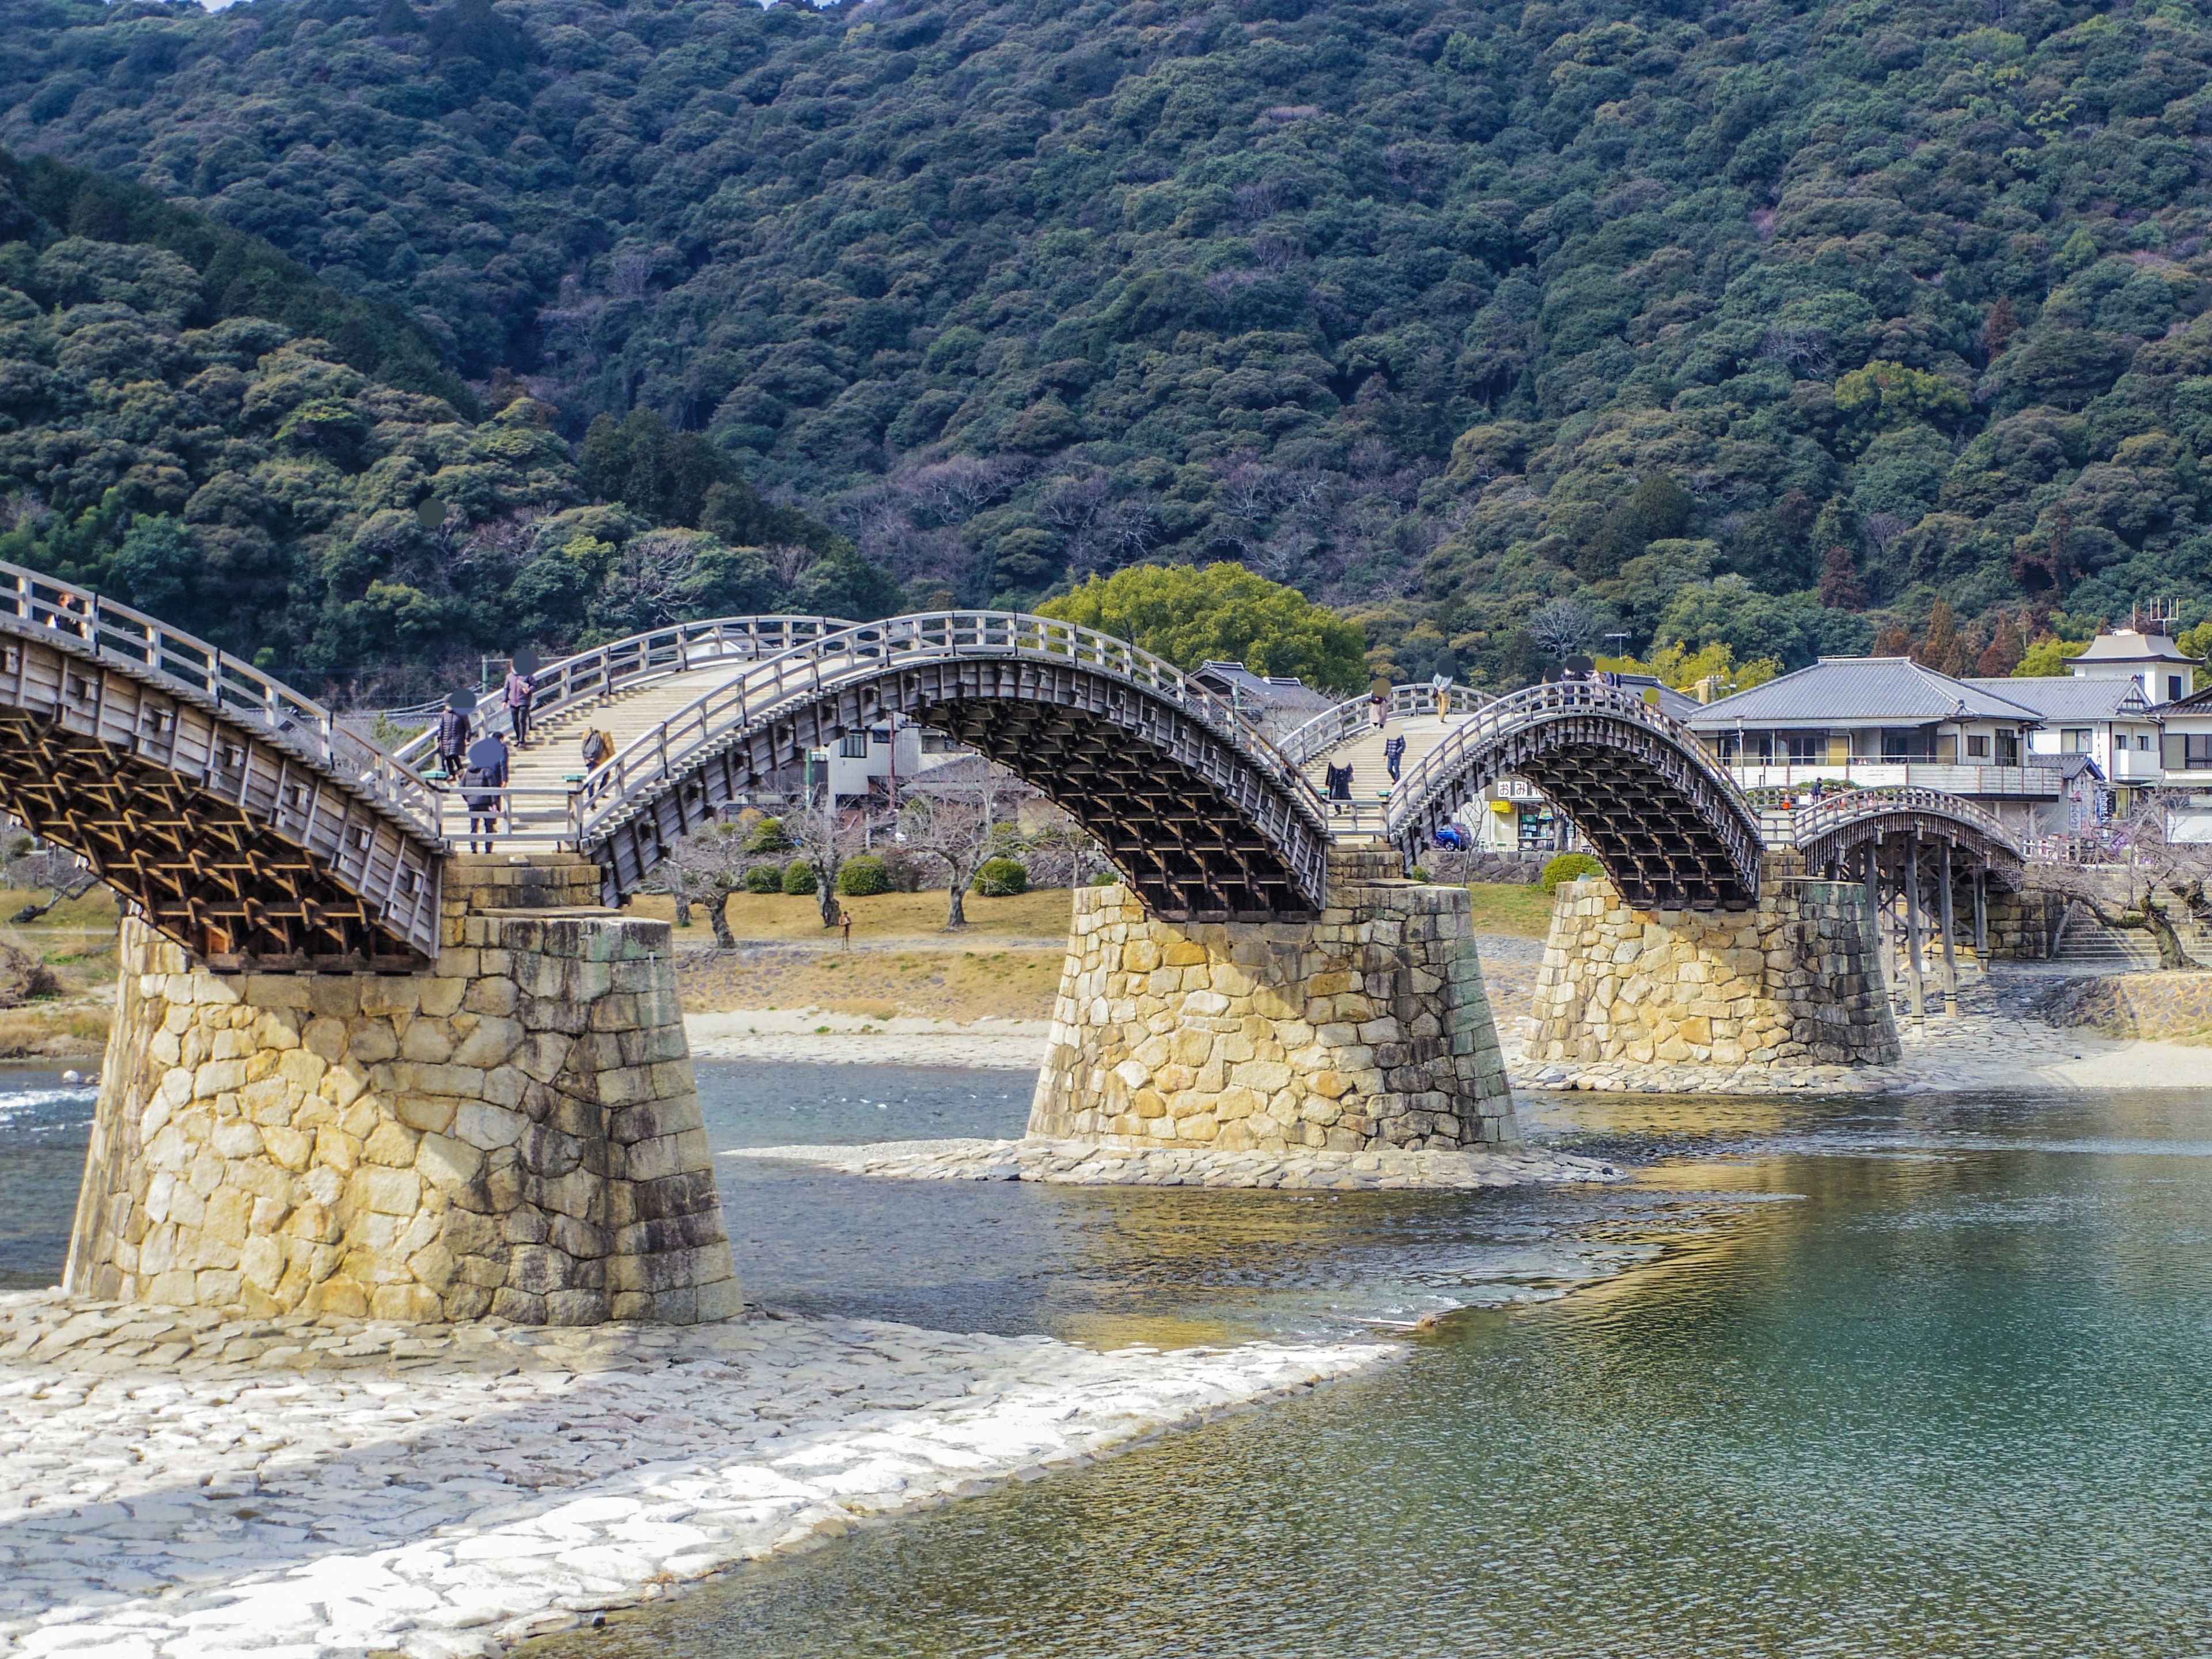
[0,1292,1391,1658]
[688,990,2212,1097]
[685,1008,1052,1069]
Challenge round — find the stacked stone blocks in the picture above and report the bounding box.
[1028,848,1515,1152]
[67,855,739,1325]
[1530,857,1900,1069]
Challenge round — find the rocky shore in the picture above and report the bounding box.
[725,1135,1620,1188]
[0,1290,1390,1658]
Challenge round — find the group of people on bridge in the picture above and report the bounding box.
[426,655,613,852]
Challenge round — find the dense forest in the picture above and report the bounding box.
[0,147,893,695]
[4,0,2212,691]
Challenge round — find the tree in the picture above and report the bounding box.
[2015,636,2088,676]
[1038,562,1367,694]
[1816,546,1868,611]
[1578,475,1692,582]
[1976,611,2025,677]
[2041,802,2210,971]
[1914,599,1968,677]
[897,767,1015,929]
[1527,597,1593,663]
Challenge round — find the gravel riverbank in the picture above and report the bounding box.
[725,1136,1622,1188]
[0,1293,1390,1658]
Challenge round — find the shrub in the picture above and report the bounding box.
[781,859,818,896]
[837,854,892,896]
[1408,864,1431,882]
[744,865,782,894]
[746,815,793,855]
[1541,851,1604,892]
[973,857,1029,896]
[1091,870,1119,886]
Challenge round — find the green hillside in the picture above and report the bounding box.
[6,0,2212,686]
[0,144,878,696]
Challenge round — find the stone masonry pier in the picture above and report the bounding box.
[1529,857,1900,1073]
[65,855,740,1325]
[1028,847,1516,1152]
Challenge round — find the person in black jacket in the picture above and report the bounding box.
[1384,733,1407,782]
[435,694,472,781]
[462,734,509,853]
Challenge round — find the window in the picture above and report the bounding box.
[2138,734,2153,751]
[839,732,869,758]
[2062,729,2093,753]
[2187,736,2212,770]
[2165,675,2183,702]
[1781,732,1824,763]
[1966,734,1990,758]
[1995,729,2019,766]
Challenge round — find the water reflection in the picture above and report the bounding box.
[542,1078,2212,1659]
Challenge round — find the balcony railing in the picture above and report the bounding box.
[1721,760,2066,798]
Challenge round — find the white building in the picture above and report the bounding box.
[2065,626,2199,707]
[1963,675,2164,795]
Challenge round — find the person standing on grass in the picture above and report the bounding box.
[502,660,535,747]
[435,693,471,781]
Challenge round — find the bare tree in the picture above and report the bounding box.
[897,767,1012,929]
[781,782,884,930]
[1528,597,1595,663]
[2040,800,2212,971]
[2,839,101,924]
[661,820,759,949]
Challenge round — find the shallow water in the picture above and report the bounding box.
[607,1076,2212,1658]
[12,1063,2212,1654]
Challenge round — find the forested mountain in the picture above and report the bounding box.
[5,0,2212,689]
[0,146,887,697]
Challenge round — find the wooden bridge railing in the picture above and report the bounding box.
[0,559,443,842]
[1275,683,1494,770]
[1787,785,2026,862]
[566,610,1331,847]
[389,614,856,772]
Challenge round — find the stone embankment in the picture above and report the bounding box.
[0,1290,1391,1658]
[69,857,739,1329]
[1529,866,1897,1073]
[1030,853,1515,1154]
[2037,971,2212,1041]
[725,1136,1620,1190]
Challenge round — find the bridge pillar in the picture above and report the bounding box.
[1027,848,1516,1152]
[65,855,740,1325]
[1529,855,1899,1075]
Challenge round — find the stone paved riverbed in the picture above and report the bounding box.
[0,1291,1389,1658]
[724,1137,1620,1188]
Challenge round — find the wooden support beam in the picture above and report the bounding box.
[1904,835,1926,1025]
[1938,837,1959,1018]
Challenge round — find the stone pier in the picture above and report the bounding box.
[65,855,740,1325]
[1529,857,1900,1072]
[1027,848,1516,1151]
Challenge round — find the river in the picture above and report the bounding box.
[6,1063,2211,1654]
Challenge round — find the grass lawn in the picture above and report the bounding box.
[679,945,1065,1022]
[1459,881,1558,940]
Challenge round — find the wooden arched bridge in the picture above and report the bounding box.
[0,555,2032,965]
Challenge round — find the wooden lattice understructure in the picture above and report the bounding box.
[0,629,442,968]
[1793,789,2027,891]
[1389,685,1765,910]
[586,657,1331,922]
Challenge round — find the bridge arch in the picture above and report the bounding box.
[1386,681,1764,910]
[0,562,444,965]
[566,613,1332,922]
[1789,787,2027,887]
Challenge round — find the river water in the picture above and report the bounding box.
[7,1064,2212,1654]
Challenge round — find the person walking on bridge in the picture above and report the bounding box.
[435,692,472,782]
[501,657,536,748]
[1384,733,1407,783]
[462,733,509,853]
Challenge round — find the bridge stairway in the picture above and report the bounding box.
[440,664,744,844]
[1301,713,1474,827]
[2052,903,2212,969]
